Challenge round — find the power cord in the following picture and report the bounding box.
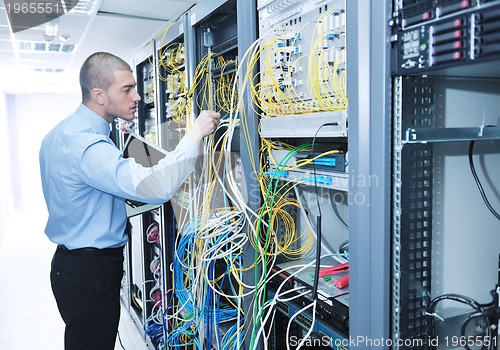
[427,256,500,350]
[311,122,335,300]
[330,192,348,229]
[427,293,484,350]
[468,140,500,222]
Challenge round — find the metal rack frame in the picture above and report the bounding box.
[346,0,392,348]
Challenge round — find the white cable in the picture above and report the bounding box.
[251,256,328,346]
[286,300,317,350]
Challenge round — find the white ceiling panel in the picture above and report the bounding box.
[90,14,166,35]
[0,40,13,50]
[99,0,195,21]
[83,31,155,48]
[12,28,45,42]
[0,52,15,61]
[0,10,9,26]
[18,56,71,67]
[0,0,199,93]
[0,30,12,40]
[58,14,93,30]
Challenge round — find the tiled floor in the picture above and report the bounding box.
[0,202,148,350]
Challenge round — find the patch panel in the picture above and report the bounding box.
[258,0,347,116]
[295,313,313,330]
[276,300,290,315]
[266,165,349,191]
[260,111,347,138]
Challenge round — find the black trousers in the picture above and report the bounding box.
[51,245,124,350]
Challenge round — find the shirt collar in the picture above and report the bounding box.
[77,103,111,136]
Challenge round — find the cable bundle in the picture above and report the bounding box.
[168,212,244,349]
[154,21,350,349]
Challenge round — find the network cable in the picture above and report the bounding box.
[158,14,351,348]
[469,140,500,222]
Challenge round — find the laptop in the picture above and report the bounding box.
[122,133,168,217]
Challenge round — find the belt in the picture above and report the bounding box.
[57,245,124,256]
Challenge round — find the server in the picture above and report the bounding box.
[391,1,500,349]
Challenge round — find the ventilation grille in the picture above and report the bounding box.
[31,68,65,73]
[18,41,75,53]
[67,0,97,15]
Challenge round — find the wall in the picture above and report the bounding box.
[4,93,80,219]
[0,92,80,349]
[432,78,500,305]
[0,91,9,248]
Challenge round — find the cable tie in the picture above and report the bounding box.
[261,170,289,178]
[478,110,486,137]
[424,311,445,322]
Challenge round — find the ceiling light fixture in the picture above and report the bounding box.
[44,19,59,41]
[59,34,71,42]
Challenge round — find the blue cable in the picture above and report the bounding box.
[170,215,241,348]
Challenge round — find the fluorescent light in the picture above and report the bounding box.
[44,20,59,41]
[68,0,98,15]
[18,41,76,53]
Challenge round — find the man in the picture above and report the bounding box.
[39,52,220,349]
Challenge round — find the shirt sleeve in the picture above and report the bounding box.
[79,136,199,204]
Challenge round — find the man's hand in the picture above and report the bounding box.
[186,110,221,143]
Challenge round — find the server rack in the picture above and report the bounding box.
[118,41,166,348]
[156,26,187,151]
[176,1,245,348]
[119,2,251,348]
[236,0,262,347]
[153,13,190,347]
[391,1,500,349]
[136,50,158,142]
[256,1,352,349]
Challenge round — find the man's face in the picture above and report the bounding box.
[104,70,141,121]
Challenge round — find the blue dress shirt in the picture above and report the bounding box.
[39,104,198,249]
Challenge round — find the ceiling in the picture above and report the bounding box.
[0,0,197,94]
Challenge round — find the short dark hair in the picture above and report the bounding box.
[79,52,132,102]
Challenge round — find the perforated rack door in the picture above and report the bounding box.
[392,76,434,349]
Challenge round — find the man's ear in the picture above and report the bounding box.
[91,88,106,105]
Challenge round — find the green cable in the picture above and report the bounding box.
[250,143,311,348]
